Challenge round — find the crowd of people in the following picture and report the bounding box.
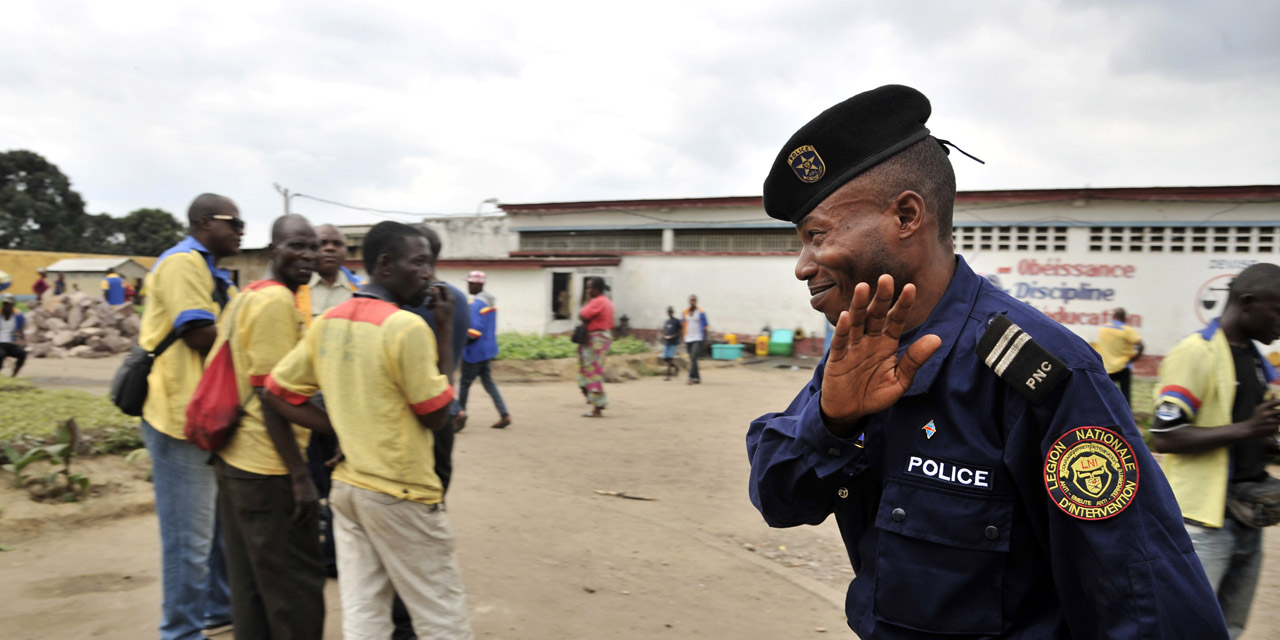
[14,83,1272,640]
[136,196,480,639]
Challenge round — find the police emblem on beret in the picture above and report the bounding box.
[1044,427,1139,521]
[787,145,826,183]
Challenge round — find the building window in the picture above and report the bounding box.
[519,230,662,252]
[672,229,800,252]
[954,226,1067,253]
[551,273,572,320]
[1086,225,1279,253]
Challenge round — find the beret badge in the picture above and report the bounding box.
[787,145,825,183]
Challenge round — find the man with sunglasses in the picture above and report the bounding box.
[139,193,242,640]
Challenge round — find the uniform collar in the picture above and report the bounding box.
[354,283,396,303]
[900,256,981,396]
[154,235,234,287]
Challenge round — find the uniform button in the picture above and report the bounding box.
[827,447,841,456]
[985,526,999,540]
[837,487,849,499]
[891,508,906,522]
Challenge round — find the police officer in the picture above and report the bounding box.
[746,85,1227,638]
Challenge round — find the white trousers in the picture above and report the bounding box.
[330,481,473,640]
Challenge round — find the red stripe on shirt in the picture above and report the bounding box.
[321,298,399,326]
[412,386,455,415]
[249,373,268,387]
[244,279,286,292]
[1158,384,1201,411]
[265,373,312,405]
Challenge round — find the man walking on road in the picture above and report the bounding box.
[1150,263,1280,638]
[1097,307,1143,404]
[455,271,510,431]
[682,295,709,385]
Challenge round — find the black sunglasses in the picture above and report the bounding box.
[207,214,245,231]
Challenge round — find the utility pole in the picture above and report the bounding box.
[272,183,291,214]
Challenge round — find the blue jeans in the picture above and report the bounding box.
[141,420,232,640]
[1186,516,1262,639]
[459,359,508,417]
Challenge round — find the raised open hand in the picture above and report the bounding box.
[820,274,942,436]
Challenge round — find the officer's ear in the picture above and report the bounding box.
[890,190,926,239]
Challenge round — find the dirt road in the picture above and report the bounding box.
[1,358,1278,639]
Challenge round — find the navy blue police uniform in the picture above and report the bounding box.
[746,85,1226,639]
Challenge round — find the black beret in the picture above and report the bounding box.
[763,84,932,224]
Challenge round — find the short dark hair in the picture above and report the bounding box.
[187,193,234,227]
[1227,263,1280,307]
[362,221,427,272]
[856,138,956,244]
[586,276,607,292]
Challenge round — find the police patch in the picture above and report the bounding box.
[1044,426,1139,521]
[787,145,826,183]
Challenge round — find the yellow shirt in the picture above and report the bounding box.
[214,280,311,476]
[267,297,454,504]
[1153,322,1237,528]
[1096,321,1141,375]
[141,242,236,439]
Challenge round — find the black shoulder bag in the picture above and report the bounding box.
[110,329,181,417]
[109,264,232,417]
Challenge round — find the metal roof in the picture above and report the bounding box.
[44,258,142,272]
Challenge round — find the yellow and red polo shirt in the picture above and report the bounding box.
[266,297,454,504]
[214,280,311,476]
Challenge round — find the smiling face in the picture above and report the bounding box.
[794,182,911,325]
[271,225,319,289]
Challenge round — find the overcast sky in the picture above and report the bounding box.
[4,0,1278,246]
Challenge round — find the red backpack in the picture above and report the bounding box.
[185,281,279,451]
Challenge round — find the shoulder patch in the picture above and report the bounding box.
[976,314,1068,403]
[1044,426,1140,521]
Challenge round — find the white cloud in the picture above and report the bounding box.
[1,0,1276,246]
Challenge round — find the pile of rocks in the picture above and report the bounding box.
[23,292,140,359]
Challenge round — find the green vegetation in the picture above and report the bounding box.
[3,419,91,502]
[497,333,577,360]
[0,377,137,446]
[496,333,653,360]
[608,336,649,355]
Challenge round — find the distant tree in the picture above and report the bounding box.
[116,208,184,256]
[82,213,125,254]
[0,150,88,251]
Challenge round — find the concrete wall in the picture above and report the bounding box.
[433,266,558,334]
[0,250,156,299]
[423,215,511,259]
[612,254,820,339]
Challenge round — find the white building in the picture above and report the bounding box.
[339,185,1280,367]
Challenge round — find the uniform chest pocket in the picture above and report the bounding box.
[873,480,1014,635]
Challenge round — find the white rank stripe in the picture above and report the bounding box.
[984,323,1022,369]
[994,332,1033,376]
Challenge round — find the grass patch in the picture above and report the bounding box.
[496,333,653,360]
[0,377,137,448]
